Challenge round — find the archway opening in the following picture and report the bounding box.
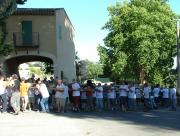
[4,55,54,79]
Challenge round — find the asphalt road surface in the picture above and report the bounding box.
[0,108,180,136]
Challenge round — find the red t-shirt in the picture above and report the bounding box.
[86,85,93,97]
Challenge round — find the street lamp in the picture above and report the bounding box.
[177,19,180,95]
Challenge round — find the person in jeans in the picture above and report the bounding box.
[143,83,151,111]
[0,75,8,113]
[38,81,50,113]
[95,83,104,112]
[161,85,169,108]
[169,85,177,111]
[128,84,136,111]
[153,84,160,108]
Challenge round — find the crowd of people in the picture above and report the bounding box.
[0,73,178,115]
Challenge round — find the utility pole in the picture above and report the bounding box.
[177,20,180,95]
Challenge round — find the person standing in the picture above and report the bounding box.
[86,80,94,111]
[55,80,65,113]
[143,83,151,111]
[161,85,169,108]
[153,84,160,108]
[0,75,8,113]
[63,81,69,112]
[20,77,29,112]
[169,85,177,111]
[108,84,116,111]
[72,79,81,111]
[95,83,104,112]
[28,84,35,111]
[128,84,136,111]
[10,74,20,115]
[38,81,50,113]
[119,81,129,112]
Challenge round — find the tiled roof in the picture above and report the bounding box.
[12,8,60,15]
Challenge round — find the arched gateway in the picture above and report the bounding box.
[0,8,76,80]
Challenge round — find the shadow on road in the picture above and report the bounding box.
[49,107,180,131]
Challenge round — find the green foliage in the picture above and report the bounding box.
[151,69,164,85]
[82,59,103,79]
[41,61,53,75]
[0,21,13,56]
[99,0,177,84]
[29,66,44,76]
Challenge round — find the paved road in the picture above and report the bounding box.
[0,108,180,136]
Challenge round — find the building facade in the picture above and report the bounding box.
[0,8,76,81]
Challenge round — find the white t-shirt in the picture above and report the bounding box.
[162,88,169,98]
[108,88,115,99]
[143,87,151,99]
[0,80,7,95]
[39,83,49,98]
[135,88,141,98]
[72,82,80,96]
[169,88,177,99]
[153,87,160,97]
[128,86,136,99]
[55,83,65,98]
[96,86,103,98]
[93,91,96,98]
[119,85,129,96]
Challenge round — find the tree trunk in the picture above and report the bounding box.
[140,68,145,85]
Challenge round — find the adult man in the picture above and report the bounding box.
[161,85,169,108]
[119,81,129,112]
[153,84,160,108]
[72,79,81,111]
[143,83,151,111]
[169,85,177,111]
[55,80,66,113]
[128,84,136,111]
[95,83,104,112]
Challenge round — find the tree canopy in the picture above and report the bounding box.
[79,59,103,80]
[98,0,177,85]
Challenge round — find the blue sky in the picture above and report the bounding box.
[18,0,180,62]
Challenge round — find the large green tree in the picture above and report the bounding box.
[98,0,177,84]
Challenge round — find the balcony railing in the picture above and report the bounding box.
[13,32,39,48]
